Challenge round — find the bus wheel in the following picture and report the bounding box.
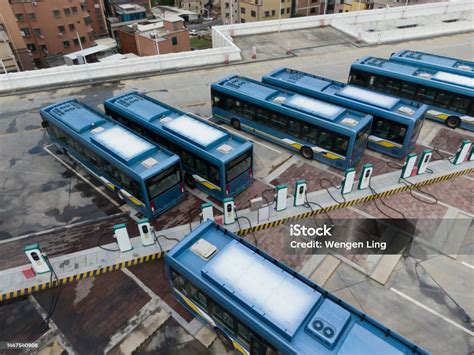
[215,328,234,351]
[231,118,241,130]
[116,190,125,201]
[184,173,196,188]
[445,116,460,129]
[300,146,313,160]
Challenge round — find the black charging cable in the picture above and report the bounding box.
[40,255,62,332]
[235,209,258,248]
[97,233,120,252]
[367,183,407,219]
[320,178,346,204]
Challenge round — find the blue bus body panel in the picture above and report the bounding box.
[40,99,184,218]
[165,221,429,355]
[262,68,427,158]
[211,75,372,169]
[390,50,474,78]
[104,92,253,200]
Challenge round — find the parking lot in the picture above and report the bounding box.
[0,31,473,354]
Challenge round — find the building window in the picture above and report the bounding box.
[251,10,256,17]
[264,11,269,17]
[281,8,284,14]
[81,3,87,11]
[63,41,70,48]
[69,24,75,32]
[53,10,61,18]
[271,10,275,16]
[310,7,316,13]
[64,8,71,16]
[84,16,92,25]
[80,36,86,43]
[20,28,31,37]
[287,7,290,13]
[71,6,78,13]
[241,19,246,23]
[27,43,36,52]
[58,26,66,34]
[15,14,25,21]
[73,38,80,46]
[225,3,229,8]
[33,28,42,37]
[28,13,37,21]
[241,7,245,14]
[40,45,48,54]
[171,37,178,45]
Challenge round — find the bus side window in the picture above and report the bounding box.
[386,79,401,95]
[400,83,417,98]
[195,158,208,180]
[435,91,452,108]
[237,322,251,345]
[373,75,387,91]
[212,302,235,332]
[180,150,195,170]
[212,93,225,109]
[449,96,470,114]
[416,87,436,105]
[243,102,255,120]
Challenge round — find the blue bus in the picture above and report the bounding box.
[104,92,253,201]
[390,50,474,78]
[40,99,185,218]
[211,75,372,170]
[349,56,474,131]
[263,68,428,158]
[165,220,429,355]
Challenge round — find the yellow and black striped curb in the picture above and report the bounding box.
[236,167,474,236]
[0,252,164,302]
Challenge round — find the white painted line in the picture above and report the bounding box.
[43,145,120,207]
[461,261,474,269]
[390,287,474,336]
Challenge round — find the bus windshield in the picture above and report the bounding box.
[226,150,252,183]
[355,122,370,150]
[147,164,181,200]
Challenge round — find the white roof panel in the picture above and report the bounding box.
[93,126,154,162]
[285,95,345,120]
[433,71,474,88]
[202,241,320,337]
[164,115,227,147]
[338,85,399,110]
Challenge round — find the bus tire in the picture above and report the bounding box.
[184,173,196,188]
[300,146,313,160]
[231,118,241,130]
[116,190,124,201]
[445,116,460,129]
[215,328,234,351]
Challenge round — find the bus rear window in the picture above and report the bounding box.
[225,150,252,183]
[146,164,181,200]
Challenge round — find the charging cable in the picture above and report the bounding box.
[235,209,258,247]
[40,255,62,332]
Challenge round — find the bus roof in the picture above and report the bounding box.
[166,221,428,355]
[104,92,252,163]
[263,68,424,121]
[40,99,179,179]
[352,56,474,95]
[390,50,474,77]
[212,75,372,133]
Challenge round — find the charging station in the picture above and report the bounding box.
[137,218,154,247]
[113,224,133,252]
[223,197,235,225]
[417,150,432,175]
[453,140,472,165]
[275,185,288,211]
[341,168,356,195]
[201,202,214,222]
[294,180,307,207]
[358,164,373,190]
[401,153,417,179]
[24,244,51,274]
